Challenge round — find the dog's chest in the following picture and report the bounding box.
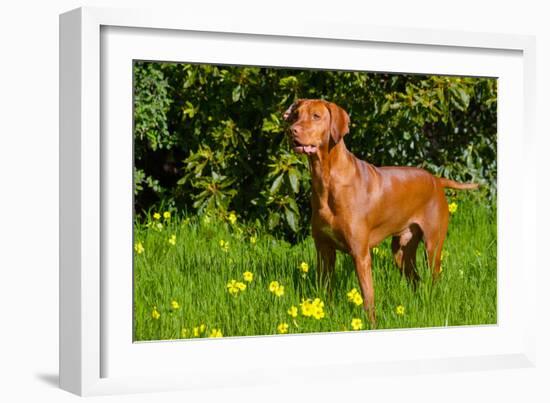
[320,225,345,248]
[313,209,347,250]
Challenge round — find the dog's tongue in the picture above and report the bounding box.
[294,145,318,155]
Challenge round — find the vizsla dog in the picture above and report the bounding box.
[283,99,478,325]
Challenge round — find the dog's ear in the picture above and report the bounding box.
[326,102,350,144]
[283,99,304,122]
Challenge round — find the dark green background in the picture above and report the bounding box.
[133,62,497,240]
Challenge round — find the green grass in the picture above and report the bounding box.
[133,195,496,341]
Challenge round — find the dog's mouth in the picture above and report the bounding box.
[293,140,318,155]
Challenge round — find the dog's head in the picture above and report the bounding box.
[283,99,350,155]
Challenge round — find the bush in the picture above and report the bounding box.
[133,62,497,240]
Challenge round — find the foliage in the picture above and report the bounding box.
[133,62,497,239]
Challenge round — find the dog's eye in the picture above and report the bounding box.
[312,113,321,120]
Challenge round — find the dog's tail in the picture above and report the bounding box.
[439,178,479,190]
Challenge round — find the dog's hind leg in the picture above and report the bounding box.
[391,225,422,283]
[421,198,449,281]
[423,227,446,281]
[391,236,403,267]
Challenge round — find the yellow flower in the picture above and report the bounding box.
[277,323,289,334]
[153,212,161,220]
[170,300,180,310]
[299,298,325,319]
[347,288,359,298]
[268,281,279,292]
[351,318,363,330]
[287,306,298,318]
[181,328,188,338]
[243,271,254,282]
[299,261,309,273]
[396,305,405,315]
[134,241,145,255]
[312,298,325,319]
[151,307,160,320]
[228,212,237,225]
[226,279,245,296]
[312,310,325,320]
[346,288,363,306]
[163,211,171,220]
[268,281,285,297]
[226,280,238,295]
[474,250,482,257]
[372,247,380,256]
[300,300,313,317]
[209,328,223,338]
[249,235,257,245]
[448,202,458,214]
[219,239,229,252]
[168,234,176,245]
[274,285,285,297]
[155,222,163,231]
[192,324,207,337]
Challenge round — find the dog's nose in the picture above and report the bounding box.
[291,126,299,136]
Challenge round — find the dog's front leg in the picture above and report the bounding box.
[353,250,376,326]
[314,238,336,291]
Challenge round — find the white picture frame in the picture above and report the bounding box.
[59,6,537,396]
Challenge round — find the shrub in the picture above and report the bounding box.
[133,62,497,240]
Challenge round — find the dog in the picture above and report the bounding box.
[283,99,478,325]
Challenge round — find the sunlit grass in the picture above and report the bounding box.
[133,194,496,341]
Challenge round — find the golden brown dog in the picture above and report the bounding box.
[283,99,478,325]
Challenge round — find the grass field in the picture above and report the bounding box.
[133,194,496,341]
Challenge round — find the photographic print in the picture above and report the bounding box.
[132,62,497,341]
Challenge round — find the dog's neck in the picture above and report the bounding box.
[308,140,355,210]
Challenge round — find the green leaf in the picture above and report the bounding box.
[284,208,298,232]
[380,101,390,115]
[232,85,241,102]
[270,173,284,194]
[437,86,445,106]
[268,212,280,230]
[279,76,298,88]
[288,169,299,193]
[262,115,281,133]
[287,198,299,214]
[457,88,470,108]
